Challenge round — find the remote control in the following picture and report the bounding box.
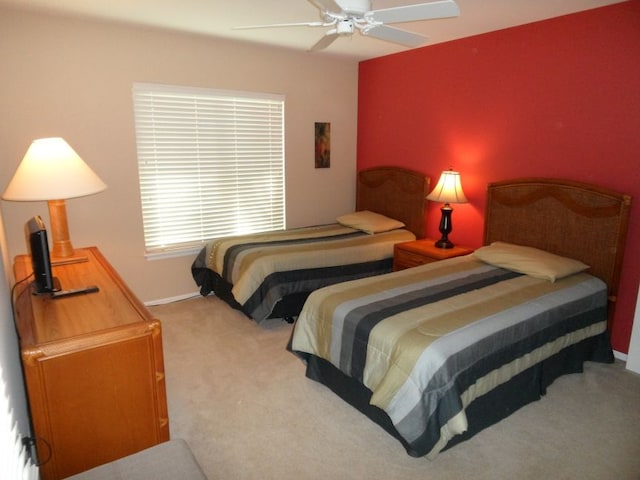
[51,285,100,299]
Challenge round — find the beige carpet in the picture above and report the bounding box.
[150,296,640,480]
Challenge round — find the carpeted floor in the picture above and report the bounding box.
[150,295,640,480]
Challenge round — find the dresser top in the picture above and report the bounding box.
[14,247,156,349]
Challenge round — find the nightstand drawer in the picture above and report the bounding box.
[393,239,473,271]
[393,248,437,270]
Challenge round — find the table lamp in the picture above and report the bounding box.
[426,169,467,249]
[2,137,107,260]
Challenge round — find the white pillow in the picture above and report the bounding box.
[472,241,589,282]
[336,210,405,234]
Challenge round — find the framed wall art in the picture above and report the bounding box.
[314,122,330,168]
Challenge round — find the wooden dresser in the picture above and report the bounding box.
[13,247,170,480]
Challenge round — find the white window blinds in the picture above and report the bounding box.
[132,83,285,255]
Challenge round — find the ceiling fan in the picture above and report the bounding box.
[235,0,460,51]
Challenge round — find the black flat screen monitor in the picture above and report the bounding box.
[25,216,60,294]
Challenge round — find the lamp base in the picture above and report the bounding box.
[47,199,89,264]
[434,238,454,249]
[434,203,455,249]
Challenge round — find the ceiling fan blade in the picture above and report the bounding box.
[234,21,325,30]
[371,0,460,24]
[363,25,429,47]
[310,32,339,51]
[308,0,343,14]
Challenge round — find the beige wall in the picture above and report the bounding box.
[0,7,359,303]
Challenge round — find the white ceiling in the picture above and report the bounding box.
[0,0,626,61]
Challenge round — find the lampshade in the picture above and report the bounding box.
[426,169,467,204]
[2,137,107,259]
[2,137,106,201]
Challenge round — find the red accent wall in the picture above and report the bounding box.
[357,1,640,353]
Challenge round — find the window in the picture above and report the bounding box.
[132,83,285,256]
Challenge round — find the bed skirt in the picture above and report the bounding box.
[192,258,394,322]
[297,332,614,458]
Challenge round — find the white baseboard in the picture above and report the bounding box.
[144,291,201,306]
[613,350,627,362]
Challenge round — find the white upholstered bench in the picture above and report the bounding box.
[64,439,207,480]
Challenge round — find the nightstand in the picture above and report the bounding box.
[393,239,473,271]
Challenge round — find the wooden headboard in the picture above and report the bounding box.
[484,178,631,324]
[356,167,430,239]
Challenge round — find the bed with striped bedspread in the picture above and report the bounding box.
[290,254,610,458]
[191,224,415,322]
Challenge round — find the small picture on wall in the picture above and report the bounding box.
[315,122,330,168]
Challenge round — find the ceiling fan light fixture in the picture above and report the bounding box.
[337,0,372,16]
[336,19,355,35]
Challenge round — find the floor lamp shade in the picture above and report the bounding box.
[426,169,467,249]
[2,137,107,258]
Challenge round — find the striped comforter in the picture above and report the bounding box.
[291,255,609,458]
[191,224,415,322]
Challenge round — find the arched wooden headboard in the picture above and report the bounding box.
[484,178,631,329]
[356,167,430,239]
